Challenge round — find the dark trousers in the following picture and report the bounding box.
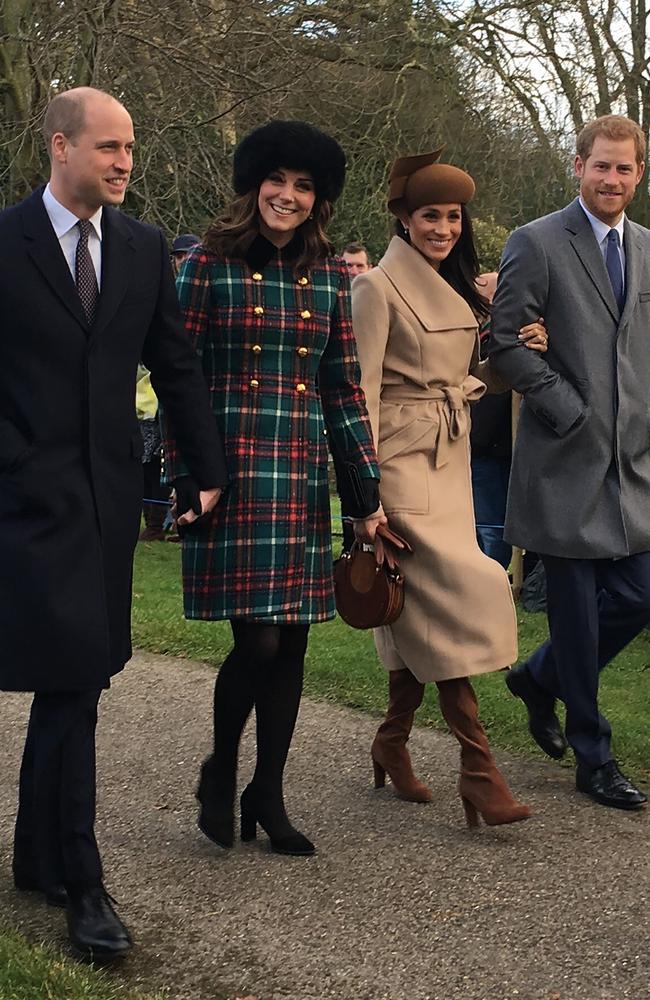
[526,552,650,768]
[13,689,103,890]
[471,455,512,570]
[142,454,170,531]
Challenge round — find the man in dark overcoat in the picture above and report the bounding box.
[490,115,650,811]
[0,87,226,958]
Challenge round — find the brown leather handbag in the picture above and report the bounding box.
[334,524,413,630]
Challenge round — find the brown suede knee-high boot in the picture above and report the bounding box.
[436,676,531,827]
[371,669,432,803]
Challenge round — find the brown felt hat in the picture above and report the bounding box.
[388,150,475,217]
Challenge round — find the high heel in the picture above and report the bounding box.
[240,809,257,842]
[372,758,386,789]
[461,796,480,829]
[371,669,433,803]
[196,757,235,849]
[437,677,532,829]
[240,786,315,856]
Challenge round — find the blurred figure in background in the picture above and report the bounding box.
[342,241,371,277]
[170,233,200,275]
[137,235,201,542]
[470,271,513,569]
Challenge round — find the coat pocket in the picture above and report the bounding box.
[0,418,33,474]
[378,415,436,464]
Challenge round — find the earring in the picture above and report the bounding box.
[308,213,314,220]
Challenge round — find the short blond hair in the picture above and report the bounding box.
[576,115,646,165]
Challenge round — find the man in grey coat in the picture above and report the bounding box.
[490,115,649,811]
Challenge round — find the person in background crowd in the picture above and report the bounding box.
[351,151,547,828]
[162,120,382,859]
[342,241,371,276]
[491,114,650,812]
[136,235,200,543]
[136,364,172,541]
[1,87,225,961]
[170,233,200,275]
[470,271,513,569]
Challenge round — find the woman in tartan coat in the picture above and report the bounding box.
[162,121,383,857]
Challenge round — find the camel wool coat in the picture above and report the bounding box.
[351,236,517,682]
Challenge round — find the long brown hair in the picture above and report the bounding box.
[203,190,335,274]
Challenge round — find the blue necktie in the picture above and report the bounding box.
[605,229,624,314]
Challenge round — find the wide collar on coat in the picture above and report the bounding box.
[243,231,302,271]
[20,185,135,339]
[562,196,644,327]
[378,235,477,331]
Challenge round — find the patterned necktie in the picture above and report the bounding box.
[605,228,624,314]
[75,219,99,324]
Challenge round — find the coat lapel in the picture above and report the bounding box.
[20,187,89,331]
[619,220,644,330]
[564,198,619,322]
[91,208,134,340]
[378,236,477,331]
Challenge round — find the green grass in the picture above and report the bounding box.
[133,541,650,779]
[0,926,166,1000]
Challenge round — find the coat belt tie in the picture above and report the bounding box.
[381,376,486,468]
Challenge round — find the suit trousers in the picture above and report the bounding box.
[13,689,103,890]
[526,552,650,767]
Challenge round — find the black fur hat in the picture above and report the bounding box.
[233,120,346,203]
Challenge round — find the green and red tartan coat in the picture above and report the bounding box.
[162,235,379,623]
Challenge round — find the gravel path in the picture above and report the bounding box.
[1,650,648,1000]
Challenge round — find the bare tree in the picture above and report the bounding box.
[436,0,650,223]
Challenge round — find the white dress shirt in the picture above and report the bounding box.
[578,195,625,292]
[42,184,103,290]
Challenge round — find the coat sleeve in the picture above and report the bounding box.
[350,270,390,449]
[318,262,380,518]
[153,243,227,487]
[489,226,587,437]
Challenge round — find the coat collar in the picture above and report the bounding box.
[91,203,134,340]
[378,236,477,331]
[244,231,302,271]
[619,218,645,331]
[20,186,134,337]
[563,196,624,322]
[21,186,88,330]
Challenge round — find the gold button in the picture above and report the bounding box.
[251,344,262,353]
[297,346,308,357]
[300,310,311,320]
[296,383,306,393]
[254,306,264,316]
[252,272,263,281]
[250,379,259,388]
[298,276,308,286]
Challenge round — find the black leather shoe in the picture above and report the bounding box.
[506,663,568,759]
[67,887,133,961]
[14,874,68,908]
[576,759,647,811]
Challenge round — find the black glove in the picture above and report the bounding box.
[174,476,203,521]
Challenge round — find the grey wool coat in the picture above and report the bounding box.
[489,197,650,558]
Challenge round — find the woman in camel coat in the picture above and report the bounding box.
[351,153,547,826]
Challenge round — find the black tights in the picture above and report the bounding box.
[210,620,310,830]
